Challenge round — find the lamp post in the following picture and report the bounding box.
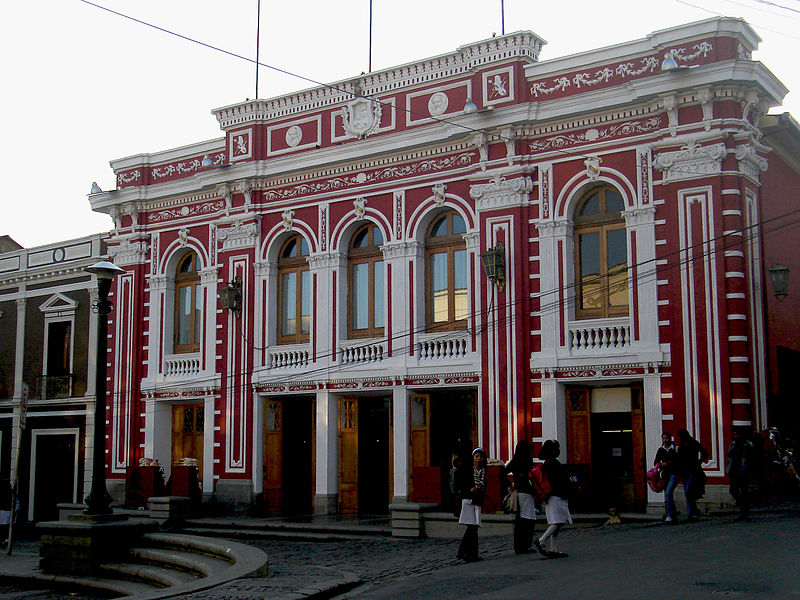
[84,260,125,515]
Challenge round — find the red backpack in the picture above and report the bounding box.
[530,463,553,501]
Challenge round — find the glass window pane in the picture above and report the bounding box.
[607,228,628,307]
[374,261,385,328]
[193,284,202,344]
[353,229,369,249]
[605,189,625,213]
[301,270,311,334]
[430,217,447,238]
[353,263,369,329]
[177,286,191,344]
[373,228,384,246]
[281,272,297,336]
[451,214,466,234]
[299,238,309,256]
[580,193,600,216]
[431,253,449,322]
[283,239,297,258]
[196,406,204,432]
[579,232,602,310]
[453,250,467,320]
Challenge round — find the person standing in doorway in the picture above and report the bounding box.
[455,447,487,562]
[534,440,572,559]
[727,426,755,521]
[655,432,679,523]
[505,440,536,554]
[676,428,709,522]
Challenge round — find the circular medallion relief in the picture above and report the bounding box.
[52,248,65,262]
[428,92,449,117]
[285,126,303,147]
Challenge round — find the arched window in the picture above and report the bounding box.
[426,210,468,331]
[348,223,385,338]
[574,186,628,319]
[277,235,311,344]
[174,252,202,353]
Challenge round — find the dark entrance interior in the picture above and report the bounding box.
[430,390,476,506]
[357,397,390,514]
[281,397,313,514]
[591,411,634,510]
[775,346,800,440]
[33,433,76,522]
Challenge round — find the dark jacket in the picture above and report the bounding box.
[676,438,708,478]
[505,457,534,496]
[542,458,571,500]
[655,444,678,478]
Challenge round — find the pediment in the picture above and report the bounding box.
[39,292,78,314]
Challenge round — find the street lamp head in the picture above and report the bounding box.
[480,244,506,290]
[85,260,125,281]
[767,263,790,298]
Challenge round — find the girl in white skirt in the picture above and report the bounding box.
[534,439,572,559]
[455,447,487,562]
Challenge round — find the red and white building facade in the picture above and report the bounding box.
[89,17,799,514]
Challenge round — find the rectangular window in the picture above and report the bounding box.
[431,252,449,322]
[578,231,602,311]
[607,228,628,308]
[453,250,467,321]
[176,284,192,345]
[353,263,369,330]
[374,261,385,328]
[301,270,311,335]
[281,272,297,336]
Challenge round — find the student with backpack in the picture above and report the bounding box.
[533,439,572,559]
[505,440,536,554]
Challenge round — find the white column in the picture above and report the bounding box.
[381,242,418,360]
[251,391,264,494]
[308,252,345,366]
[541,380,567,448]
[392,387,410,501]
[200,267,219,375]
[314,389,339,514]
[13,297,25,399]
[534,221,572,367]
[146,275,169,379]
[643,373,664,504]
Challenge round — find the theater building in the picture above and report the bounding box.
[87,17,799,514]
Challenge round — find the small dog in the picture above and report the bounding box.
[603,507,622,526]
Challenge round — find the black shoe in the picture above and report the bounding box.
[547,551,568,559]
[534,539,548,557]
[464,556,483,562]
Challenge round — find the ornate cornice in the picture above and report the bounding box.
[307,251,346,270]
[470,176,533,211]
[381,241,423,260]
[217,220,259,250]
[199,267,219,284]
[652,140,726,182]
[535,219,572,238]
[622,206,657,227]
[107,239,149,266]
[734,143,768,183]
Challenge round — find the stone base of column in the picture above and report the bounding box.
[313,493,338,515]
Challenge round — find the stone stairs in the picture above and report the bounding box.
[1,532,268,600]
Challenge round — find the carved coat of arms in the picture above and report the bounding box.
[341,98,382,139]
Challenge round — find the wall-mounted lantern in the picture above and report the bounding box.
[767,263,790,298]
[219,277,242,313]
[480,244,505,290]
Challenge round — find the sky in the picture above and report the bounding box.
[2,0,800,249]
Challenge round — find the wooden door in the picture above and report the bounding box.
[338,397,358,513]
[566,388,591,465]
[409,394,431,501]
[33,433,76,522]
[172,403,204,476]
[631,386,646,508]
[263,400,282,511]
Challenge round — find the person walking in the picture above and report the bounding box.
[455,447,487,562]
[655,432,679,523]
[675,428,709,522]
[726,426,755,521]
[505,440,536,554]
[533,440,571,559]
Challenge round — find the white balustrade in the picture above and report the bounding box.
[339,339,386,365]
[268,345,310,369]
[163,353,202,377]
[416,332,470,360]
[567,319,631,352]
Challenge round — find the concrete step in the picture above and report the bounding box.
[182,526,376,542]
[184,517,392,537]
[128,545,233,577]
[98,561,197,588]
